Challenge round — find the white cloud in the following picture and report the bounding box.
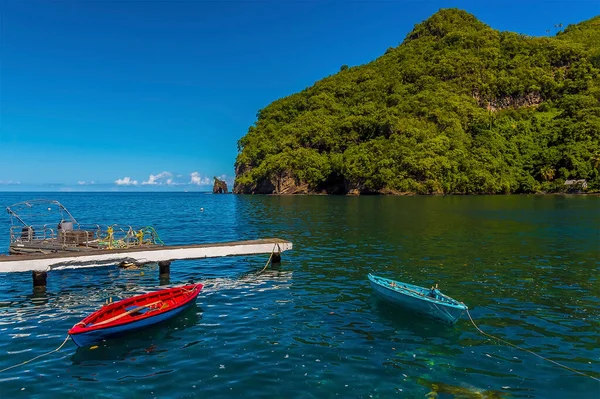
[190,172,210,185]
[78,181,86,185]
[115,177,138,186]
[142,171,173,185]
[0,180,20,185]
[112,172,216,187]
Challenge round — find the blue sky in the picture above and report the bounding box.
[1,0,598,191]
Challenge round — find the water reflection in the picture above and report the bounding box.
[202,268,293,294]
[70,304,201,364]
[0,194,598,399]
[159,275,171,286]
[370,295,463,341]
[30,287,49,306]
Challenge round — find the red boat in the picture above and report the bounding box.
[68,283,203,347]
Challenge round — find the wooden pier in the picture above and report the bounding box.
[0,238,293,288]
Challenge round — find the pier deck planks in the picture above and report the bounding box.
[0,238,292,272]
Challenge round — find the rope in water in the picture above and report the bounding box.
[464,306,600,382]
[257,244,278,275]
[0,334,71,374]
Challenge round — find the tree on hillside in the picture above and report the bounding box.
[234,9,600,195]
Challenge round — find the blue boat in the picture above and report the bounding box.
[368,274,467,324]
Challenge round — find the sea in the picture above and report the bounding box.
[0,192,598,398]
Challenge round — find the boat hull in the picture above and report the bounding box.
[69,284,202,347]
[70,300,196,347]
[368,274,466,324]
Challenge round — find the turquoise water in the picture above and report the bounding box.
[0,193,598,398]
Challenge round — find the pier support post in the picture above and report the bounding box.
[272,251,281,264]
[32,270,47,289]
[158,261,171,277]
[158,261,171,285]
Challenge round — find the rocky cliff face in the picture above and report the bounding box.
[472,91,543,112]
[233,169,312,194]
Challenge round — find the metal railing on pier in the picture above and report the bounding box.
[9,224,164,253]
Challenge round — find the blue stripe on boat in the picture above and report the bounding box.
[368,273,467,324]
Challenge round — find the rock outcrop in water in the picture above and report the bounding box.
[212,177,228,194]
[233,9,600,195]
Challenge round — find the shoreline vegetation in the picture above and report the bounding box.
[233,8,600,196]
[249,191,600,197]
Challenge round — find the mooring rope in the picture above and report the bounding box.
[257,244,278,275]
[0,334,71,374]
[464,306,600,382]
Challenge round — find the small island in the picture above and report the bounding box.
[212,177,229,194]
[233,9,600,195]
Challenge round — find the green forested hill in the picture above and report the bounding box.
[233,9,600,194]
